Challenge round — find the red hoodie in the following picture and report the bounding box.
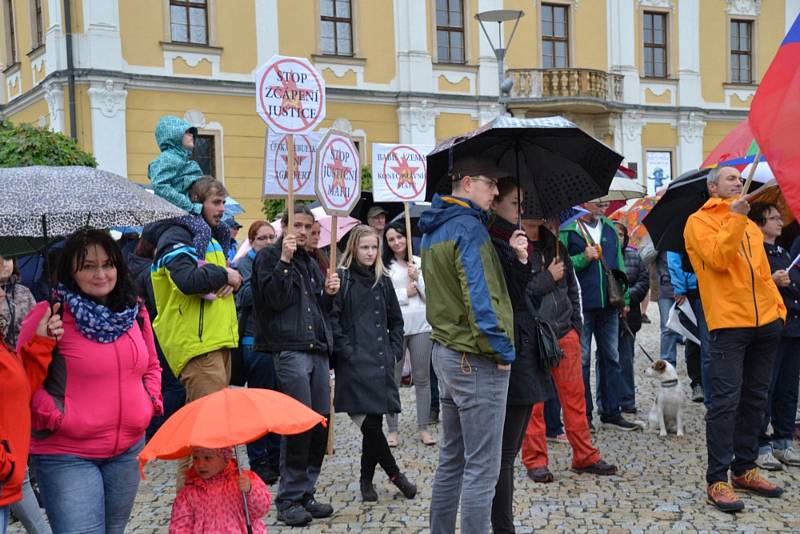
[0,335,55,506]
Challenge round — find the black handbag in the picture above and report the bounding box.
[524,291,564,370]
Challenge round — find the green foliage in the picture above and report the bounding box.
[262,164,373,219]
[0,120,97,168]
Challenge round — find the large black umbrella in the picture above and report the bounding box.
[426,116,623,218]
[643,168,765,254]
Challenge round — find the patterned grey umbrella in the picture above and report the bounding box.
[0,166,185,237]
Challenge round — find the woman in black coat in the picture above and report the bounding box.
[487,181,553,534]
[329,225,417,503]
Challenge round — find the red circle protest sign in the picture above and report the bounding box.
[315,130,361,216]
[381,145,427,201]
[273,134,314,193]
[255,55,326,134]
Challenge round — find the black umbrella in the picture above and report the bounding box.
[426,116,623,218]
[388,202,431,237]
[643,168,765,254]
[309,193,404,224]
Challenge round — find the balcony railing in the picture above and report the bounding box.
[507,68,624,103]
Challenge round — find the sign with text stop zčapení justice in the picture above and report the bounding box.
[315,130,361,216]
[255,55,326,134]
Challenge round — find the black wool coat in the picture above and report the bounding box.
[330,264,405,415]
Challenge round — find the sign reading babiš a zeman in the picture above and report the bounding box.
[255,55,326,135]
[371,144,431,202]
[315,130,360,217]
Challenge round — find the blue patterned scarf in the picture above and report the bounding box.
[59,285,139,343]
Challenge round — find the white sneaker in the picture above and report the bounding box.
[756,450,784,471]
[774,447,800,467]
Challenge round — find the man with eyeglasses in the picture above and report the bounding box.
[419,155,520,534]
[685,166,786,512]
[561,199,638,432]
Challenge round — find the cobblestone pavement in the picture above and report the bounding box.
[10,307,800,533]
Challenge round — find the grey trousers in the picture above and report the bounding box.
[387,332,434,432]
[10,469,52,534]
[274,350,331,508]
[429,343,510,534]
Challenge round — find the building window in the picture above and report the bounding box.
[4,0,17,63]
[170,0,208,45]
[436,0,465,64]
[643,12,667,78]
[191,134,216,177]
[730,19,753,83]
[320,0,353,56]
[542,3,568,68]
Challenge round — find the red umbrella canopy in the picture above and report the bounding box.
[138,388,327,477]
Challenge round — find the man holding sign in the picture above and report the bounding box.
[251,205,340,527]
[419,155,520,534]
[684,166,786,513]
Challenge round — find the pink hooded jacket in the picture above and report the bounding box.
[170,460,271,534]
[17,301,163,457]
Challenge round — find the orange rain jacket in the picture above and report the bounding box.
[684,197,786,332]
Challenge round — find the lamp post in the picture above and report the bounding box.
[475,9,525,105]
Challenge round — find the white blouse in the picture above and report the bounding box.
[388,255,431,336]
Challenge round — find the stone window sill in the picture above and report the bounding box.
[160,42,223,55]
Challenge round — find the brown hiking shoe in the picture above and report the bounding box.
[707,482,744,513]
[731,468,784,498]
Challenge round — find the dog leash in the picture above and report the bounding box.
[620,319,656,363]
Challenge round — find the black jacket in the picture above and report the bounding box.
[127,253,157,321]
[251,239,334,354]
[622,245,650,333]
[528,228,582,339]
[489,217,552,407]
[330,264,404,415]
[765,242,800,338]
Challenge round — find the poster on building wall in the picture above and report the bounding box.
[646,150,673,195]
[371,144,432,202]
[262,128,320,199]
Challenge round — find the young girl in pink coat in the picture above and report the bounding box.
[169,447,272,534]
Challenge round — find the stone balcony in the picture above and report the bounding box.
[506,68,624,107]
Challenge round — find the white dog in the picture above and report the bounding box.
[645,360,685,437]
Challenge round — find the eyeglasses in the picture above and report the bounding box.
[78,263,116,274]
[469,176,499,190]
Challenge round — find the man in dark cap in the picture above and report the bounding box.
[419,155,523,534]
[366,205,389,233]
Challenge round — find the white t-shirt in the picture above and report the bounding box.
[388,256,431,336]
[583,219,603,246]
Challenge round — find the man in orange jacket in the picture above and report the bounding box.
[684,166,787,513]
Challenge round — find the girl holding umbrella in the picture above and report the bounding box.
[329,225,417,502]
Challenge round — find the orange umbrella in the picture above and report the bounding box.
[138,388,327,477]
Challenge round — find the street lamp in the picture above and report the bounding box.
[475,9,525,104]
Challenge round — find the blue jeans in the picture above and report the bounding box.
[0,505,7,534]
[759,336,800,451]
[32,437,144,534]
[242,343,281,470]
[658,298,679,364]
[618,329,636,409]
[544,388,563,437]
[10,469,51,534]
[581,306,623,421]
[429,343,510,534]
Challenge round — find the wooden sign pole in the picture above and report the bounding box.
[404,202,414,261]
[286,135,296,231]
[740,149,761,197]
[329,216,338,270]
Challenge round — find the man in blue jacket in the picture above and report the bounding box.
[561,201,638,431]
[667,251,708,404]
[419,155,522,534]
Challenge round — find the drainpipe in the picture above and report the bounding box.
[63,0,76,139]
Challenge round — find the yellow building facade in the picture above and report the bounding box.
[1,0,797,223]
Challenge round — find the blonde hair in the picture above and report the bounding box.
[339,225,387,287]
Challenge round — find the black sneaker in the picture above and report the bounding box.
[390,473,417,499]
[600,414,641,431]
[621,406,637,415]
[527,467,554,483]
[302,497,334,518]
[573,459,618,476]
[251,460,279,485]
[277,503,312,526]
[360,479,378,502]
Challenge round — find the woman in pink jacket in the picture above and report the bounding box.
[170,447,271,533]
[17,229,163,534]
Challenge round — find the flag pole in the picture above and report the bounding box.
[404,202,414,261]
[740,149,762,197]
